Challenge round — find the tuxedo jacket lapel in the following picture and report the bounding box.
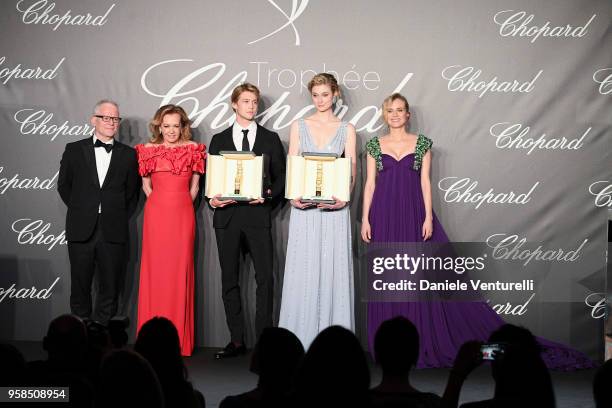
[223,127,238,151]
[81,139,100,189]
[253,125,271,191]
[252,124,264,153]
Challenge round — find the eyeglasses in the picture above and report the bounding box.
[94,115,122,124]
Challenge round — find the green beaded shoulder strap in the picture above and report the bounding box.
[413,134,432,171]
[365,136,383,171]
[366,134,432,171]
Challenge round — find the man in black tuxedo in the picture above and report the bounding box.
[58,100,140,325]
[209,83,286,358]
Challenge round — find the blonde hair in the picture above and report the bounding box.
[149,104,192,144]
[307,73,341,97]
[381,93,410,125]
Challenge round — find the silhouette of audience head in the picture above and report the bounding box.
[593,359,612,408]
[135,317,204,408]
[374,316,419,376]
[296,326,370,405]
[218,327,303,408]
[487,324,555,408]
[43,314,87,368]
[97,349,163,408]
[0,343,26,385]
[135,316,186,383]
[250,327,304,390]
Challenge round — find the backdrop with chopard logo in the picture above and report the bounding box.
[0,0,610,358]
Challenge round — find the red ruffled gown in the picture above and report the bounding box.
[135,143,206,356]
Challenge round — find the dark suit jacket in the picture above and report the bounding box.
[58,137,140,243]
[208,124,286,228]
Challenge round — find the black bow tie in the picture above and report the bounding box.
[94,139,113,153]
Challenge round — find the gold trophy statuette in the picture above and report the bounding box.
[315,161,323,197]
[234,160,243,195]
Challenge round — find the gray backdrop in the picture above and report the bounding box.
[0,0,611,359]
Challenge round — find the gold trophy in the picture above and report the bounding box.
[315,161,323,198]
[234,160,243,195]
[205,151,264,201]
[285,152,350,204]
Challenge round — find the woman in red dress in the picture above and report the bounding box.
[135,104,206,356]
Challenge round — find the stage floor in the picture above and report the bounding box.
[12,342,597,408]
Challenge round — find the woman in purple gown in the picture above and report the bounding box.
[361,93,593,370]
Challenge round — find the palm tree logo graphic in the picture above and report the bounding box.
[248,0,309,46]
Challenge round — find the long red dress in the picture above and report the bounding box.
[135,143,206,356]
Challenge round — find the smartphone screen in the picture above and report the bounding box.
[481,343,504,360]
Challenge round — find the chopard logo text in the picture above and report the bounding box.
[438,177,539,209]
[16,0,115,30]
[490,122,589,154]
[441,65,542,98]
[493,10,596,43]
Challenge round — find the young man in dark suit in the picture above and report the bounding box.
[209,83,286,358]
[58,100,140,325]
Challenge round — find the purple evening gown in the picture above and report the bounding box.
[366,148,594,370]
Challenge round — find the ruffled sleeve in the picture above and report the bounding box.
[135,144,158,177]
[365,136,383,171]
[190,143,206,174]
[413,134,432,171]
[135,143,207,175]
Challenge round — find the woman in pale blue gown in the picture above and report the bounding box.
[279,73,357,349]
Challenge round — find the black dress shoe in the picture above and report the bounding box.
[215,342,246,359]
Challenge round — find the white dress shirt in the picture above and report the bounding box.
[93,136,113,212]
[232,121,257,151]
